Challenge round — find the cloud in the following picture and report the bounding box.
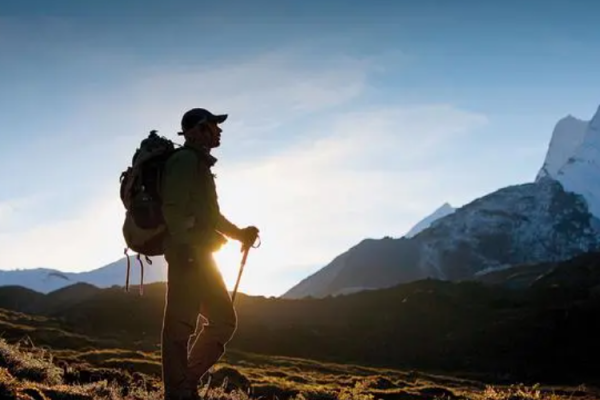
[213,103,488,291]
[0,183,126,271]
[0,47,488,298]
[0,48,376,273]
[0,195,55,234]
[120,49,374,141]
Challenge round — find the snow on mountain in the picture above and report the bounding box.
[415,178,600,280]
[553,106,600,218]
[404,202,456,238]
[283,178,600,299]
[0,255,167,293]
[283,104,600,299]
[536,115,588,180]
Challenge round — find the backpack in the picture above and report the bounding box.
[119,130,180,294]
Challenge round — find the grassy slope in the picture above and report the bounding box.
[0,308,598,400]
[1,252,600,384]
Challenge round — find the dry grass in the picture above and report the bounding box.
[0,336,598,400]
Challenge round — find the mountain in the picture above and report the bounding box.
[404,202,456,238]
[536,114,588,180]
[547,105,600,218]
[283,105,600,299]
[0,255,167,293]
[284,178,600,298]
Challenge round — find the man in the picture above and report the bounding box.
[160,108,259,400]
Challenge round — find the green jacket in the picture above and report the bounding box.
[160,143,240,249]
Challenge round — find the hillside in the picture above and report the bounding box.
[3,335,597,400]
[1,251,600,387]
[1,302,599,400]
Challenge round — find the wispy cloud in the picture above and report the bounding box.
[0,184,125,271]
[0,47,487,297]
[122,49,375,142]
[0,48,379,273]
[214,104,487,284]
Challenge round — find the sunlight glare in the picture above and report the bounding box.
[213,240,245,292]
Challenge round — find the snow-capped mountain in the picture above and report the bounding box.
[536,115,588,180]
[283,105,600,299]
[404,202,456,238]
[0,256,167,293]
[543,105,600,218]
[283,179,600,299]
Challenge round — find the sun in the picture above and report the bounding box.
[213,240,245,291]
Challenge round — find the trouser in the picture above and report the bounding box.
[161,245,237,398]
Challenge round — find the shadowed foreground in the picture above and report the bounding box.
[0,337,598,400]
[1,252,600,399]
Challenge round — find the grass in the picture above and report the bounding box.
[0,336,598,400]
[0,306,598,400]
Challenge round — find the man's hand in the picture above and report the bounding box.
[238,226,260,250]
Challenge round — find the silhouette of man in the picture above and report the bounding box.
[160,108,259,400]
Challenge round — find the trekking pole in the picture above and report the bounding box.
[231,234,261,303]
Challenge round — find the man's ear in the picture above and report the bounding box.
[198,124,213,142]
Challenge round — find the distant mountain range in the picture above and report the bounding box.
[0,256,166,294]
[283,104,600,299]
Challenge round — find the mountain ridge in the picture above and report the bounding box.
[551,105,600,218]
[283,104,600,299]
[404,202,456,238]
[0,256,167,294]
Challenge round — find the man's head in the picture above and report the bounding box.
[178,108,228,149]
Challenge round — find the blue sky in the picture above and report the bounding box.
[1,0,600,296]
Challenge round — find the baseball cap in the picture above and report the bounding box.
[179,108,228,134]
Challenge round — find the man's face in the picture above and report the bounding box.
[188,120,222,148]
[205,121,222,148]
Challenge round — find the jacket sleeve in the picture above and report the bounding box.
[161,150,197,245]
[216,213,241,240]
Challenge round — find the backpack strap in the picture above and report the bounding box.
[123,248,150,295]
[124,248,131,292]
[136,254,144,295]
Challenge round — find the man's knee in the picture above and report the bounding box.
[213,309,237,344]
[162,311,196,343]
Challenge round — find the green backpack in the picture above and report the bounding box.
[119,130,180,293]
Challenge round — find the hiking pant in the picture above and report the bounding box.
[161,245,237,398]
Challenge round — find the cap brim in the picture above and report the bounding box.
[211,114,228,124]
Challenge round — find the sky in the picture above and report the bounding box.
[1,0,600,297]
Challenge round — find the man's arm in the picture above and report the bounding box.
[216,214,242,240]
[161,150,197,245]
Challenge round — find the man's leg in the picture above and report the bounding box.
[186,252,238,386]
[161,248,203,399]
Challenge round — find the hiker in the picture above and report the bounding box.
[160,108,259,400]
